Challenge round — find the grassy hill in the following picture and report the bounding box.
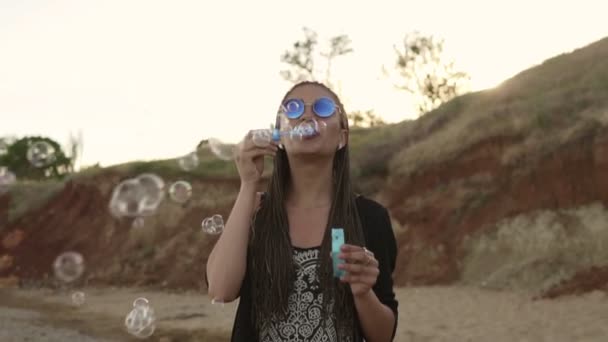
[1,36,608,298]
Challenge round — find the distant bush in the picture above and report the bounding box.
[0,136,72,180]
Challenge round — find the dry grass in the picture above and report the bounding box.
[352,36,608,182]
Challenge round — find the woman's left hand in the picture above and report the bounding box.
[338,244,379,297]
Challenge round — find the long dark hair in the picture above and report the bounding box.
[249,81,365,339]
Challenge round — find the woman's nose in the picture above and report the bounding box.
[299,105,314,121]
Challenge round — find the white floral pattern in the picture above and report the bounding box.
[259,247,351,342]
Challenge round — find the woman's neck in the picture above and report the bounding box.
[286,156,334,209]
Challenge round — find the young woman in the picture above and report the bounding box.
[206,81,398,341]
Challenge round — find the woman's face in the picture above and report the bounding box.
[280,84,347,157]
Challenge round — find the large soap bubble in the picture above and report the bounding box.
[109,173,166,219]
[207,138,234,161]
[125,299,156,339]
[136,173,165,215]
[168,181,192,204]
[26,141,56,168]
[178,152,199,171]
[53,252,85,283]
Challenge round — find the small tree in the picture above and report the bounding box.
[386,31,470,116]
[280,27,318,84]
[280,27,385,128]
[0,136,72,180]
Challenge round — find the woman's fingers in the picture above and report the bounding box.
[241,146,277,159]
[338,261,380,276]
[338,244,377,267]
[339,272,378,285]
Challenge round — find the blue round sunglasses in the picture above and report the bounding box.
[281,97,339,119]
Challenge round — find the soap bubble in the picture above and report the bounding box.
[136,173,165,215]
[289,119,328,141]
[125,300,156,339]
[202,214,224,235]
[252,129,273,148]
[271,115,328,145]
[169,181,192,204]
[132,217,145,229]
[178,152,199,171]
[207,138,234,161]
[109,174,167,219]
[71,291,86,307]
[109,179,147,218]
[26,141,56,168]
[133,324,156,339]
[133,297,150,308]
[53,252,85,283]
[0,167,16,194]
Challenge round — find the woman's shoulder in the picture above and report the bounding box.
[354,193,389,217]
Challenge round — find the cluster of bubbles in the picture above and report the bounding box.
[53,252,87,308]
[27,141,57,168]
[251,118,327,148]
[201,214,224,235]
[125,297,156,339]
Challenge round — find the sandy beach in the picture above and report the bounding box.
[1,285,606,341]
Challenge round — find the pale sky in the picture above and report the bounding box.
[1,0,606,167]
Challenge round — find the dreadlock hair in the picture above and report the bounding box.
[249,81,365,340]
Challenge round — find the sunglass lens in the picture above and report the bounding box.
[283,99,304,119]
[313,97,336,117]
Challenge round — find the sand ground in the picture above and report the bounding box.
[0,285,606,341]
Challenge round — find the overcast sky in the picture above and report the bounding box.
[1,0,606,167]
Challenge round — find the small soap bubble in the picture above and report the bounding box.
[132,217,145,229]
[26,141,56,168]
[211,214,224,228]
[133,297,150,308]
[53,252,85,283]
[251,129,273,148]
[71,291,86,307]
[207,138,234,161]
[201,214,224,235]
[178,152,199,171]
[168,181,192,204]
[125,301,156,339]
[0,167,16,194]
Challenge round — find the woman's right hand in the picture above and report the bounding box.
[234,130,278,185]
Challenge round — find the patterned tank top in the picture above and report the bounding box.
[258,246,352,342]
